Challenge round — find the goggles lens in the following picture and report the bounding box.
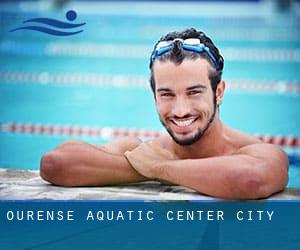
[151,38,220,70]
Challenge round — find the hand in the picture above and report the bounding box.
[124,140,177,179]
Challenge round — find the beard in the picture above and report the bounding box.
[159,101,217,146]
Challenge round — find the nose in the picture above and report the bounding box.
[172,96,192,118]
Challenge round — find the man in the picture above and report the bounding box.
[40,28,288,199]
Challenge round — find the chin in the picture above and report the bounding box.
[159,116,208,146]
[169,130,204,146]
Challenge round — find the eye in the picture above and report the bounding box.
[160,92,174,97]
[188,90,201,96]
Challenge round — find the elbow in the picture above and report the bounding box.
[239,177,270,200]
[231,164,287,200]
[224,174,266,200]
[40,151,72,186]
[243,165,288,200]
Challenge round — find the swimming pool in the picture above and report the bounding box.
[0,1,299,188]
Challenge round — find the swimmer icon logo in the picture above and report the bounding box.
[9,10,86,36]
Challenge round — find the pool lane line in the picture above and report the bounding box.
[0,72,300,94]
[0,122,299,148]
[1,41,300,62]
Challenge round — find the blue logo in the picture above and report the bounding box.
[9,10,86,36]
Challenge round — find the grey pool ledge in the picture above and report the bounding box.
[1,168,300,200]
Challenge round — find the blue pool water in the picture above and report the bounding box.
[0,1,299,188]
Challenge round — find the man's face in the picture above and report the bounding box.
[153,58,216,146]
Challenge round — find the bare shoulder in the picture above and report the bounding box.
[225,126,262,148]
[237,143,288,164]
[226,126,288,165]
[102,137,142,155]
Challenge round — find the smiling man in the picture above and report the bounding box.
[40,28,288,199]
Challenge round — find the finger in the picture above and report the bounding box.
[147,140,155,146]
[145,141,162,153]
[147,140,169,154]
[124,151,137,167]
[147,140,160,147]
[124,151,131,157]
[124,151,134,161]
[150,143,177,160]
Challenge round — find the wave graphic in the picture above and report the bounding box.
[9,10,85,36]
[9,26,83,36]
[23,18,85,29]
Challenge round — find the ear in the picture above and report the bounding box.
[216,80,225,105]
[153,91,157,101]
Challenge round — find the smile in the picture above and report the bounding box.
[170,117,199,128]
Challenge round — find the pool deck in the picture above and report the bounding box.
[1,168,300,200]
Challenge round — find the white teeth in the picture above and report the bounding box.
[173,118,195,127]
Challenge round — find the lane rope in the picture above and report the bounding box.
[0,122,299,148]
[1,71,299,94]
[1,41,300,61]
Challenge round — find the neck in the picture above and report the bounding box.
[172,114,227,159]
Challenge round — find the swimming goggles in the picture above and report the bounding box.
[150,38,221,70]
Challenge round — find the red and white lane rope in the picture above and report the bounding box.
[0,122,163,139]
[0,122,299,148]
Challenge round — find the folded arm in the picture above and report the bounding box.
[125,142,288,199]
[40,137,148,186]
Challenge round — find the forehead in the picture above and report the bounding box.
[152,58,211,90]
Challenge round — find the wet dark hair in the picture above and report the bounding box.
[149,28,224,97]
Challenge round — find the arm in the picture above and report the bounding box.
[125,142,288,199]
[40,137,148,186]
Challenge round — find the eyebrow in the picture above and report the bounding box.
[156,84,207,93]
[157,88,172,92]
[186,84,207,91]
